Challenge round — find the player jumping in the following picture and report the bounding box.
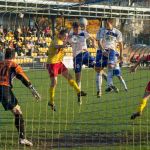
[95,18,122,95]
[47,29,86,111]
[68,19,96,101]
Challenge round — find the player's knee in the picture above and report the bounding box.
[12,105,22,115]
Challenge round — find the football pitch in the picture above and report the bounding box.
[0,68,150,150]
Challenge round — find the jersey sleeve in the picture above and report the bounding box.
[14,64,31,87]
[96,28,105,40]
[116,30,123,42]
[84,31,90,39]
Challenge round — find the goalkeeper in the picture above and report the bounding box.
[0,48,41,146]
[130,56,150,119]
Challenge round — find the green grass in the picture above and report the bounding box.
[0,68,150,150]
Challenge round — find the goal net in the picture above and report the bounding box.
[0,0,150,149]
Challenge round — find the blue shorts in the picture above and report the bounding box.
[95,49,119,68]
[113,68,121,76]
[73,52,95,73]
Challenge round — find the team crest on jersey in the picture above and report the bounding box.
[71,35,79,43]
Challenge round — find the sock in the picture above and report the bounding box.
[96,72,102,92]
[15,114,25,139]
[68,79,80,93]
[137,98,148,114]
[107,69,113,87]
[49,87,55,105]
[120,77,128,90]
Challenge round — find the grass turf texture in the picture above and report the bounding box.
[0,68,150,150]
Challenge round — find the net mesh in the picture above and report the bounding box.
[0,0,150,149]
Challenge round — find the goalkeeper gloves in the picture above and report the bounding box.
[29,85,41,101]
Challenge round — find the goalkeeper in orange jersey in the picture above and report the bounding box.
[47,29,86,111]
[130,56,150,119]
[0,48,41,146]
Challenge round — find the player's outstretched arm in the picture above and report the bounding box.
[130,56,144,73]
[15,65,41,101]
[28,84,41,100]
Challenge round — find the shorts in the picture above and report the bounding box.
[113,68,121,76]
[95,49,119,68]
[0,86,18,110]
[47,62,68,78]
[73,51,95,73]
[145,81,150,92]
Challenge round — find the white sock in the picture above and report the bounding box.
[119,76,128,90]
[96,72,102,92]
[107,69,113,87]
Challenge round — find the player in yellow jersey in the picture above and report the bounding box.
[130,56,150,119]
[47,29,87,111]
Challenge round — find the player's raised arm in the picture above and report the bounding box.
[15,65,41,100]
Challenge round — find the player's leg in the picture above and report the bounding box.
[73,54,83,89]
[75,72,81,89]
[48,77,57,111]
[83,51,95,69]
[117,76,128,91]
[0,86,32,146]
[95,68,103,98]
[46,64,58,111]
[106,50,119,93]
[102,71,107,82]
[73,54,87,104]
[113,65,128,91]
[62,68,87,104]
[95,50,107,97]
[131,81,150,119]
[11,105,33,146]
[83,51,107,97]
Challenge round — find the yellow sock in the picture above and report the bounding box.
[137,98,148,114]
[49,87,55,105]
[68,79,80,93]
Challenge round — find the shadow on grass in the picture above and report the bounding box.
[32,131,149,149]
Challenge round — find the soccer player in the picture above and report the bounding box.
[79,18,108,98]
[95,18,123,93]
[47,29,86,110]
[0,48,41,146]
[130,56,150,119]
[68,19,96,100]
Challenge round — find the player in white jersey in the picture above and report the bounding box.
[68,20,96,103]
[95,18,124,93]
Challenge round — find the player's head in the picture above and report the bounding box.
[58,29,68,41]
[5,48,15,59]
[104,18,115,29]
[79,18,88,30]
[72,22,79,34]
